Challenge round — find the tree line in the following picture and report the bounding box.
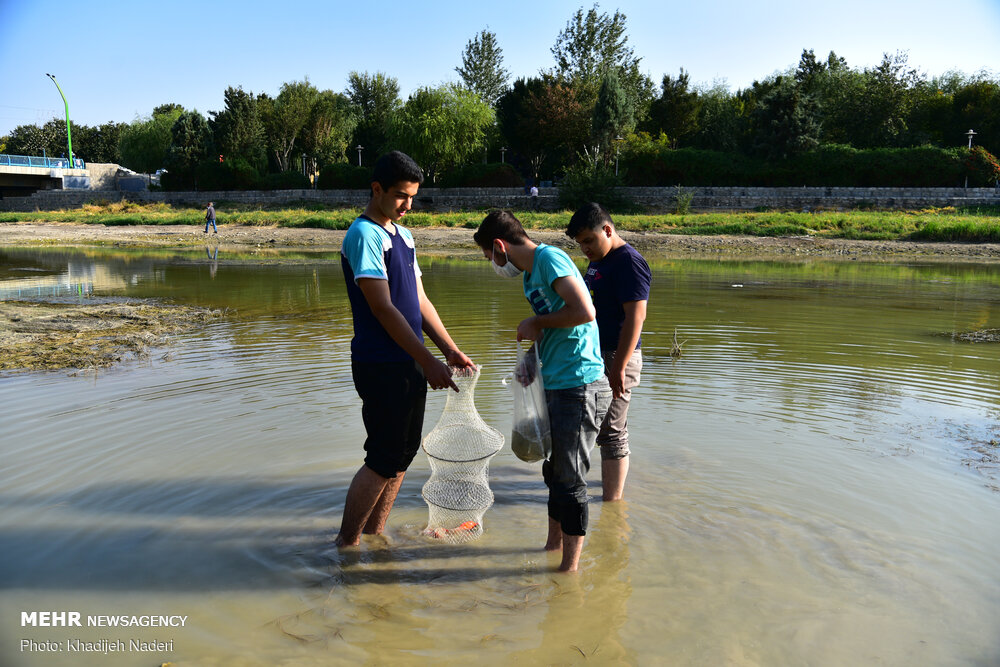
[2,4,998,191]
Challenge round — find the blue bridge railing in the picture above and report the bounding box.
[0,154,85,169]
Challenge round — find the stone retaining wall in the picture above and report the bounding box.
[2,186,998,213]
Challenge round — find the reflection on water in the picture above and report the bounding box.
[1,246,1000,665]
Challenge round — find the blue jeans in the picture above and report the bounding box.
[205,218,217,232]
[542,376,612,536]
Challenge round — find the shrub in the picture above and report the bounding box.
[617,142,1000,188]
[317,163,371,190]
[964,146,1000,187]
[673,186,694,214]
[622,145,764,186]
[438,163,524,188]
[558,160,634,212]
[194,159,261,190]
[259,171,311,190]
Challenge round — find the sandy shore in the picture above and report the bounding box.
[3,222,1000,261]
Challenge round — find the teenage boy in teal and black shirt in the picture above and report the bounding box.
[566,202,651,501]
[335,151,475,547]
[475,209,611,572]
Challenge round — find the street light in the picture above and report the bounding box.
[500,147,507,163]
[356,145,364,167]
[45,73,73,166]
[614,135,623,176]
[965,129,977,188]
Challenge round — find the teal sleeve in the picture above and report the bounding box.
[343,224,388,281]
[539,246,579,288]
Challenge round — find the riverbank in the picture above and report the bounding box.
[2,221,1000,261]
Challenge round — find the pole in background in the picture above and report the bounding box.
[356,145,364,167]
[45,73,73,166]
[965,129,977,189]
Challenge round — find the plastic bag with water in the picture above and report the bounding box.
[504,341,551,463]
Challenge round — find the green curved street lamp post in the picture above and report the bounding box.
[45,73,73,165]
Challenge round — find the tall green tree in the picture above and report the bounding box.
[497,76,592,179]
[4,121,62,157]
[691,83,751,153]
[165,110,213,186]
[549,4,654,119]
[345,71,400,164]
[86,122,127,163]
[260,79,319,172]
[387,84,494,182]
[813,52,865,146]
[837,51,923,148]
[643,68,702,146]
[153,103,185,117]
[299,90,358,167]
[750,76,821,160]
[210,86,267,173]
[951,79,1000,157]
[496,77,549,178]
[455,29,511,106]
[119,107,183,174]
[793,49,827,93]
[591,69,634,160]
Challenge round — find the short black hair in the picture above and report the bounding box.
[566,202,613,238]
[473,210,529,249]
[371,151,424,195]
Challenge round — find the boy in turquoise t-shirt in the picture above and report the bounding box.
[474,210,610,573]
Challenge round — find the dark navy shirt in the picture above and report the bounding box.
[341,215,423,363]
[583,243,651,352]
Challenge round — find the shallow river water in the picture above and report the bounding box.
[2,245,999,666]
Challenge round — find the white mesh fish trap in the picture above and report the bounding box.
[421,366,504,543]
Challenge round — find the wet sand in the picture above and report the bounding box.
[0,300,221,372]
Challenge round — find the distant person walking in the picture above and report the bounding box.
[530,184,539,210]
[205,202,217,234]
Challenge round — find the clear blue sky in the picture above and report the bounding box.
[1,0,998,137]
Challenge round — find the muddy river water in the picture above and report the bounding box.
[2,246,999,666]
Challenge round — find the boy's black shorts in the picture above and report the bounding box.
[351,360,427,479]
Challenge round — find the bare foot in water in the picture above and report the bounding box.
[333,534,359,547]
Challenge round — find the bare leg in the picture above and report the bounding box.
[334,465,390,547]
[601,456,629,501]
[363,472,405,534]
[544,517,562,551]
[558,533,585,572]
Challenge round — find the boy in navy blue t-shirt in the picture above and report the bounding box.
[335,151,475,547]
[566,203,651,501]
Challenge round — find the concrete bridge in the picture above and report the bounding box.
[0,154,90,198]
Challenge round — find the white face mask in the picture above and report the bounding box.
[491,244,522,278]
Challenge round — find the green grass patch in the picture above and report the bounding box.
[908,219,1000,243]
[2,201,998,242]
